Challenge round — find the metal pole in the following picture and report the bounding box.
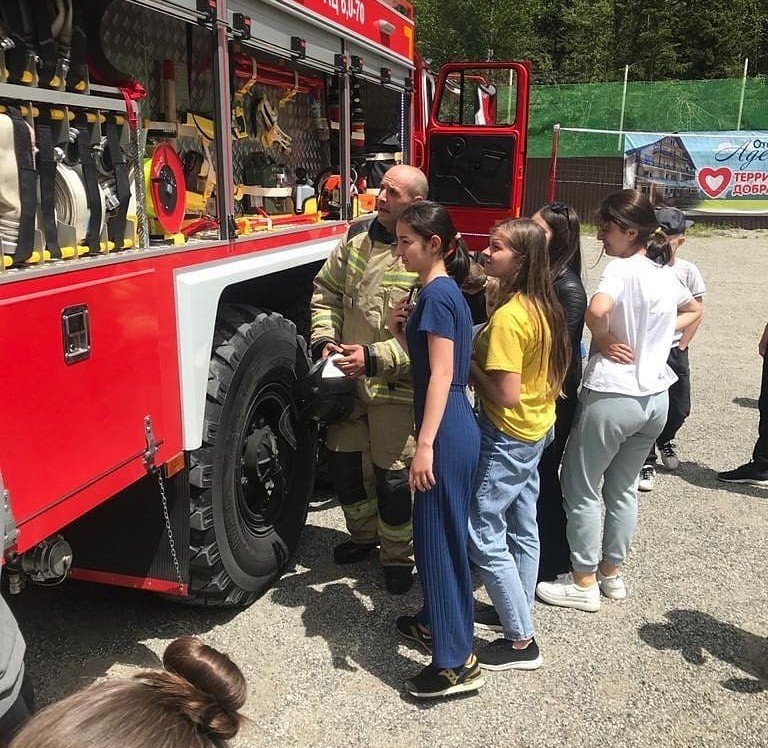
[505,67,513,124]
[736,57,749,131]
[546,123,560,203]
[618,64,629,151]
[338,44,352,220]
[212,0,234,239]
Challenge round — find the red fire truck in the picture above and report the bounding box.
[0,0,530,607]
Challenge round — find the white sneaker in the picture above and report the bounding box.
[638,465,655,492]
[597,570,627,600]
[536,573,601,612]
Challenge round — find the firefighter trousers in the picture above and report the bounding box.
[325,402,415,566]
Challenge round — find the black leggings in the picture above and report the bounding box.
[646,346,690,465]
[536,395,578,581]
[754,352,768,467]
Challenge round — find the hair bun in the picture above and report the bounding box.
[137,636,247,740]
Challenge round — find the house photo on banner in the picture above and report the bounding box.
[624,131,768,216]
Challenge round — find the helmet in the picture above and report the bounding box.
[294,356,356,424]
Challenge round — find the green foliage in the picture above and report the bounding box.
[412,0,768,82]
[527,77,768,157]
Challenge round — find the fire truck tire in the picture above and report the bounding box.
[186,306,316,607]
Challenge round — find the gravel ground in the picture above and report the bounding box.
[9,229,768,747]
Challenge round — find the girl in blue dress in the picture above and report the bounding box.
[387,201,482,699]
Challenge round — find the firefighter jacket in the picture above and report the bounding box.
[311,218,417,407]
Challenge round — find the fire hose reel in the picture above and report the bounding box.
[144,143,186,234]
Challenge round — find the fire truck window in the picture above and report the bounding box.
[436,68,517,127]
[428,134,515,208]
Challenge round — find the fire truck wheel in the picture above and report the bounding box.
[187,307,316,607]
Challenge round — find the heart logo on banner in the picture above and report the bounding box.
[697,167,732,199]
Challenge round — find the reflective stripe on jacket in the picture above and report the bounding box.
[311,218,417,406]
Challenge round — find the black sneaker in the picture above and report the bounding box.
[383,565,414,595]
[404,654,485,698]
[333,540,378,565]
[395,615,432,653]
[476,637,543,671]
[659,441,680,470]
[474,601,503,632]
[717,462,768,488]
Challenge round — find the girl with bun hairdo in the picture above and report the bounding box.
[9,637,247,748]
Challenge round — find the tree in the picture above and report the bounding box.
[412,0,768,81]
[557,0,615,82]
[412,0,541,66]
[683,0,766,78]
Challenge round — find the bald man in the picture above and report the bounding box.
[311,165,428,594]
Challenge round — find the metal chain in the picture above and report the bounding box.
[155,469,185,591]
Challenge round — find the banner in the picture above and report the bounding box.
[623,131,768,215]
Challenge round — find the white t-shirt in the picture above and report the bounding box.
[582,253,693,396]
[671,258,706,345]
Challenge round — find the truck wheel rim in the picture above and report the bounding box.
[237,381,293,531]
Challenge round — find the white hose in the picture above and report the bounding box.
[0,114,21,253]
[55,163,90,242]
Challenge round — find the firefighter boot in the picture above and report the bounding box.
[326,450,379,564]
[375,465,414,594]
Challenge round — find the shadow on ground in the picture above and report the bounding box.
[9,582,240,706]
[271,524,430,694]
[639,609,768,693]
[674,460,768,497]
[271,524,488,706]
[732,396,759,409]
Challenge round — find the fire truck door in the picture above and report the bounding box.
[423,62,531,253]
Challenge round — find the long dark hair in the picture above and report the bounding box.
[597,189,672,266]
[491,218,570,397]
[10,637,247,748]
[397,201,470,285]
[537,202,582,278]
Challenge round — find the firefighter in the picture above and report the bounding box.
[310,164,428,594]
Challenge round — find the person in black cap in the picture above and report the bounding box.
[717,321,768,487]
[638,207,705,492]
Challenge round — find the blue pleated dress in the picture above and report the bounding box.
[406,276,481,668]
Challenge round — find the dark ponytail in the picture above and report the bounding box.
[397,200,470,285]
[645,229,673,266]
[444,232,471,286]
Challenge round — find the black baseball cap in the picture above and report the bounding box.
[654,206,693,235]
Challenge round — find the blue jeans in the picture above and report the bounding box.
[468,413,551,641]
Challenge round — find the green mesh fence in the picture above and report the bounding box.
[527,77,768,158]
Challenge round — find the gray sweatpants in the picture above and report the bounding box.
[561,388,668,572]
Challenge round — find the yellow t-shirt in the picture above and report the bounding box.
[474,293,556,442]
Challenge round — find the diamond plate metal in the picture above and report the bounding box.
[232,82,331,213]
[101,2,213,119]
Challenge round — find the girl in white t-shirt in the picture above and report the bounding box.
[536,190,701,612]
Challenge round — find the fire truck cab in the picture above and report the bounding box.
[0,0,529,606]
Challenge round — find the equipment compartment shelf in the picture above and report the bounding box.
[0,83,129,113]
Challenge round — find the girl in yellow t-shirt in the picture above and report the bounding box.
[468,218,570,671]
